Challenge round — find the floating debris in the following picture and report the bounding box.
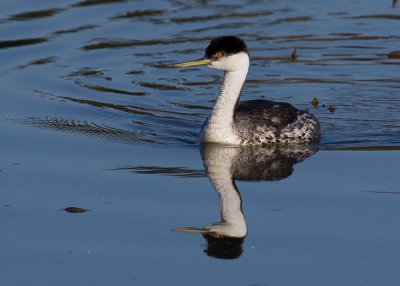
[290,48,298,62]
[388,51,400,58]
[63,207,89,213]
[311,97,319,108]
[328,105,336,113]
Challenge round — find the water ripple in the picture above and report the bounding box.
[0,38,48,49]
[76,80,149,96]
[72,0,129,7]
[1,0,399,149]
[8,8,65,21]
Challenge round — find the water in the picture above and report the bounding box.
[0,0,399,285]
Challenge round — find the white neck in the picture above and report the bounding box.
[200,53,249,144]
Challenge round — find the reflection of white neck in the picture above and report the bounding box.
[200,54,249,144]
[204,147,247,237]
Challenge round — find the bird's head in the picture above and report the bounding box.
[174,36,249,72]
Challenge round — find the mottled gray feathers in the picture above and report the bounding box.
[233,100,321,145]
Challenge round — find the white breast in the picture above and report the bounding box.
[200,119,241,145]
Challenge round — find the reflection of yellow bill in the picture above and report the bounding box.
[174,59,211,67]
[172,227,209,233]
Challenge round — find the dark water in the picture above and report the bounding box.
[0,0,399,285]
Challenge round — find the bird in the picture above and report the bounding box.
[174,36,321,146]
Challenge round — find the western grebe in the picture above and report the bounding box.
[174,36,321,145]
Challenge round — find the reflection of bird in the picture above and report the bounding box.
[175,36,321,145]
[174,144,318,259]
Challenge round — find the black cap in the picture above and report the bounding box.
[204,36,248,60]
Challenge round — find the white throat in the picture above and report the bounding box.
[200,53,249,144]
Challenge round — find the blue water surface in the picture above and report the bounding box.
[0,0,399,285]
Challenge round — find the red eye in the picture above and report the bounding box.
[213,51,224,60]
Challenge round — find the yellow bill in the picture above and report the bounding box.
[174,58,211,67]
[172,227,209,233]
